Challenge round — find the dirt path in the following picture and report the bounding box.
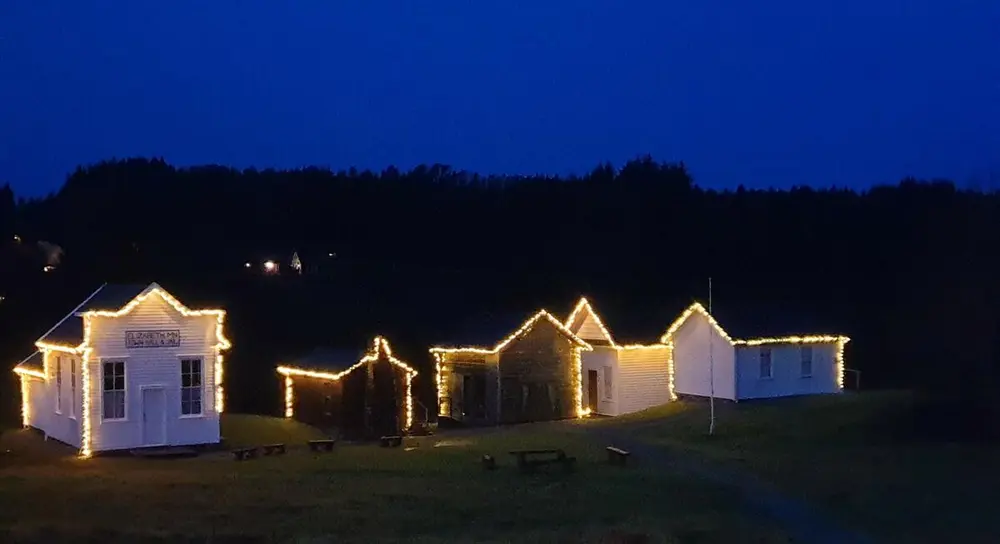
[578,424,875,544]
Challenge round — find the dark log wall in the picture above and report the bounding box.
[498,320,577,423]
[439,352,496,423]
[291,377,344,432]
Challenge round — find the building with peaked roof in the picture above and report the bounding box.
[277,337,417,438]
[12,282,231,456]
[431,309,593,425]
[661,302,850,401]
[563,297,674,416]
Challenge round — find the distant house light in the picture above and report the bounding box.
[42,265,55,273]
[263,260,278,274]
[244,262,252,268]
[13,234,21,243]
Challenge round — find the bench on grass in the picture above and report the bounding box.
[508,449,576,473]
[606,446,630,466]
[262,443,286,456]
[232,447,258,461]
[380,435,403,448]
[307,439,337,452]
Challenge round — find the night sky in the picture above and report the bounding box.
[3,1,998,196]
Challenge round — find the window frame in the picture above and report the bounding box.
[70,358,77,419]
[101,358,128,422]
[55,355,63,414]
[603,365,614,400]
[800,346,813,378]
[759,347,773,379]
[179,356,205,418]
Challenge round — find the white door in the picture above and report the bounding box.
[142,387,167,446]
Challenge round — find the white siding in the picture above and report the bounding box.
[87,294,220,452]
[735,343,840,399]
[617,346,672,415]
[671,312,737,400]
[580,347,618,416]
[27,351,82,447]
[573,312,612,343]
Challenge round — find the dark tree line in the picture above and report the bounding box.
[1,156,997,439]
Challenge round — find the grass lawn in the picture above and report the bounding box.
[600,391,1000,542]
[0,416,791,543]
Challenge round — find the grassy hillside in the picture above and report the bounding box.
[607,392,1000,542]
[0,414,791,543]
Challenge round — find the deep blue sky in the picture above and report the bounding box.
[2,1,998,196]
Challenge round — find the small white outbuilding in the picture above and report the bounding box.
[13,282,231,456]
[660,303,849,401]
[564,298,674,416]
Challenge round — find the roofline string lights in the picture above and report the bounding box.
[277,336,419,430]
[660,302,851,391]
[430,308,595,420]
[565,297,675,399]
[28,286,232,458]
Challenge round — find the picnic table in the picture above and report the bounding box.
[508,449,576,473]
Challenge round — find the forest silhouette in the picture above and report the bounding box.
[2,156,997,438]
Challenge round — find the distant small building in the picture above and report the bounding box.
[431,310,593,425]
[563,298,673,416]
[13,282,231,457]
[277,337,417,438]
[661,303,849,401]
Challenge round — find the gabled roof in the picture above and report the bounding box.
[660,301,849,346]
[284,347,367,374]
[12,351,45,379]
[430,309,592,354]
[35,282,231,351]
[564,297,673,348]
[36,283,151,347]
[277,336,418,380]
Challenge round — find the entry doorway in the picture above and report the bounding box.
[587,370,599,411]
[141,386,167,447]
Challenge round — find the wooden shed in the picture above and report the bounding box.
[431,309,592,426]
[277,337,417,438]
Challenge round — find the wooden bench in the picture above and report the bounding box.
[307,439,337,452]
[232,447,258,461]
[606,446,630,466]
[508,449,576,473]
[262,443,286,456]
[380,435,403,448]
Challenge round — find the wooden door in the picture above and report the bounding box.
[587,370,599,411]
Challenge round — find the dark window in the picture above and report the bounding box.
[102,361,126,420]
[759,348,773,379]
[181,358,203,416]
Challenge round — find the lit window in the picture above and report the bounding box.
[102,361,126,420]
[759,348,772,379]
[181,358,203,416]
[801,346,813,377]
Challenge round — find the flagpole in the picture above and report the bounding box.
[708,277,716,436]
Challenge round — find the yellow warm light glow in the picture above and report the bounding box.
[284,376,294,417]
[434,355,446,417]
[33,286,231,458]
[19,375,30,426]
[430,309,592,355]
[565,297,675,401]
[277,336,418,430]
[659,302,851,394]
[13,366,45,380]
[431,308,594,421]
